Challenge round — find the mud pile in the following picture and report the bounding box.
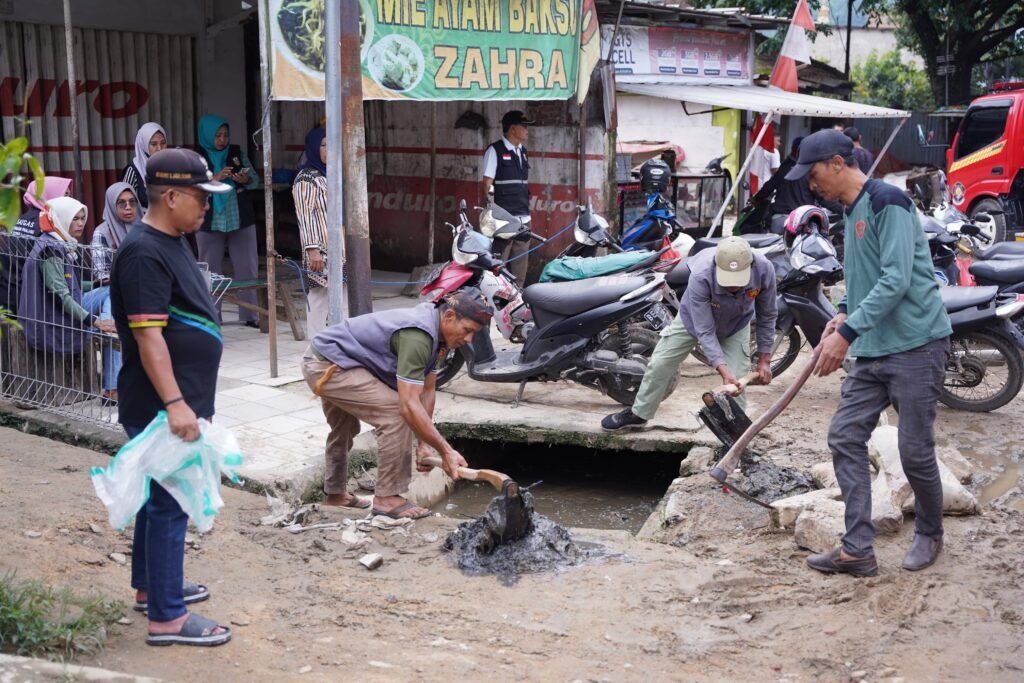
[443,489,597,584]
[740,452,815,501]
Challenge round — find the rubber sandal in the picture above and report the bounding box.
[372,501,431,520]
[134,581,210,613]
[146,613,231,647]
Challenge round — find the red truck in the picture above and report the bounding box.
[946,81,1024,242]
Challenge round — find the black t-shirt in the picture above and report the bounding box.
[110,224,223,426]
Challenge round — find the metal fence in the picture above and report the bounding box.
[0,240,230,429]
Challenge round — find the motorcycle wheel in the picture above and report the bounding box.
[939,331,1023,412]
[601,326,678,406]
[691,326,802,377]
[433,348,465,388]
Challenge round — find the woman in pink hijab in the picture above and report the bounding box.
[0,176,74,313]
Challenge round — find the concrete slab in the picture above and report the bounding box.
[0,654,159,682]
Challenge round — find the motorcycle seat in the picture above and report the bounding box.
[969,259,1024,284]
[523,275,650,317]
[940,285,998,313]
[690,233,782,255]
[977,241,1024,260]
[666,260,691,287]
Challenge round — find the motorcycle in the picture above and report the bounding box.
[421,201,676,406]
[940,285,1024,412]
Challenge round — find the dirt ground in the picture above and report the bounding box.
[2,356,1023,682]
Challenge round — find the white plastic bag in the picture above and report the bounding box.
[90,412,243,532]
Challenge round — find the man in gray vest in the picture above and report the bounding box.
[481,110,534,283]
[302,290,492,519]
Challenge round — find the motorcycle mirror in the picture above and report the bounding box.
[459,199,467,211]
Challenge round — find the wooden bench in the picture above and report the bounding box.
[221,279,305,341]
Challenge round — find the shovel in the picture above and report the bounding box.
[420,455,532,544]
[697,371,760,447]
[708,346,823,507]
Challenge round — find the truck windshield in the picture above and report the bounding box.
[954,105,1010,159]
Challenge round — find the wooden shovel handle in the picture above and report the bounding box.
[420,454,509,491]
[711,371,761,396]
[710,346,822,483]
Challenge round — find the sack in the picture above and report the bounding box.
[539,251,652,282]
[90,412,244,532]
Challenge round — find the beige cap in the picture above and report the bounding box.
[714,236,753,287]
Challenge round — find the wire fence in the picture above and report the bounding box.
[0,239,230,430]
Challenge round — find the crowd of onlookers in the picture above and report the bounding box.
[0,116,267,406]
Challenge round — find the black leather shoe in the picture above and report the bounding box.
[806,547,878,577]
[601,408,648,432]
[902,534,942,571]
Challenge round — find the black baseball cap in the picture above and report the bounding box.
[146,148,233,193]
[501,110,535,128]
[843,126,861,142]
[785,129,854,180]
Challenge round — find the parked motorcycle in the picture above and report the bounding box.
[940,285,1024,412]
[421,201,675,406]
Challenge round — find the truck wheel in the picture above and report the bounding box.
[970,198,1009,243]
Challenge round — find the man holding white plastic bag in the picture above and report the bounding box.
[109,148,233,647]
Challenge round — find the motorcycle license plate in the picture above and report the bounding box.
[644,303,670,330]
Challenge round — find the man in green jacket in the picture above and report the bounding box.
[787,129,952,577]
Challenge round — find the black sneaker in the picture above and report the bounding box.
[601,408,648,432]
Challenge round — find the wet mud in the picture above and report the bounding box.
[442,489,599,585]
[739,451,815,502]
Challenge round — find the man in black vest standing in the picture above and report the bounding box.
[481,110,534,283]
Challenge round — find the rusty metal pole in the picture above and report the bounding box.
[339,0,372,315]
[427,102,436,264]
[61,0,83,198]
[325,0,348,324]
[257,0,278,375]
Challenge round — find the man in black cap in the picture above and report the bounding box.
[481,110,535,282]
[843,126,875,176]
[786,129,951,578]
[110,148,233,646]
[751,136,844,234]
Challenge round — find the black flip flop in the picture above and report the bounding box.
[134,581,209,612]
[146,613,231,647]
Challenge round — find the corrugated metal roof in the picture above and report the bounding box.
[617,81,909,118]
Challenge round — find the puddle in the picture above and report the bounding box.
[433,439,682,533]
[960,446,1022,505]
[443,488,604,585]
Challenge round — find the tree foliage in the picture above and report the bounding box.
[851,49,935,111]
[0,137,43,230]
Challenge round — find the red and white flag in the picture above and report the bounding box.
[769,0,817,93]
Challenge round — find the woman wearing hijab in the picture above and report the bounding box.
[0,176,74,313]
[19,197,121,402]
[292,127,330,338]
[91,182,142,284]
[194,114,260,327]
[122,122,167,210]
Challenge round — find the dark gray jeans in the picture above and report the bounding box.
[827,337,950,556]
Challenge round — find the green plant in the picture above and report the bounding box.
[851,49,936,111]
[0,573,125,661]
[0,136,44,230]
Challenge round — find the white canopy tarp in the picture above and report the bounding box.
[617,82,909,119]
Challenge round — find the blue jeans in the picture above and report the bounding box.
[126,424,189,622]
[827,338,949,556]
[82,286,121,392]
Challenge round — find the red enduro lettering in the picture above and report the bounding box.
[93,82,149,118]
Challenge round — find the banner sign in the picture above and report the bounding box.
[269,0,584,101]
[602,26,752,86]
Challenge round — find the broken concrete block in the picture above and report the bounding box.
[660,487,689,527]
[769,488,842,530]
[937,446,973,484]
[810,461,838,489]
[679,447,715,478]
[870,470,905,534]
[794,499,847,553]
[359,553,384,570]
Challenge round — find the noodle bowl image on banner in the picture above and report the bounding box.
[267,0,587,101]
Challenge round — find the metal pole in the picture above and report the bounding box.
[427,102,436,264]
[62,0,83,198]
[257,0,278,376]
[706,110,773,237]
[325,0,348,324]
[867,116,908,178]
[339,0,372,316]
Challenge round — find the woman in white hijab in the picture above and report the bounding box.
[122,122,167,210]
[19,197,121,402]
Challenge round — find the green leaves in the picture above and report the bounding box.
[851,49,936,111]
[0,136,44,232]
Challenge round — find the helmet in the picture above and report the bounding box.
[639,158,671,195]
[783,205,828,248]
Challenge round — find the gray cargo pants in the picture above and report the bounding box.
[827,337,949,556]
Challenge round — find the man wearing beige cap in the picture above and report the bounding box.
[602,237,777,431]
